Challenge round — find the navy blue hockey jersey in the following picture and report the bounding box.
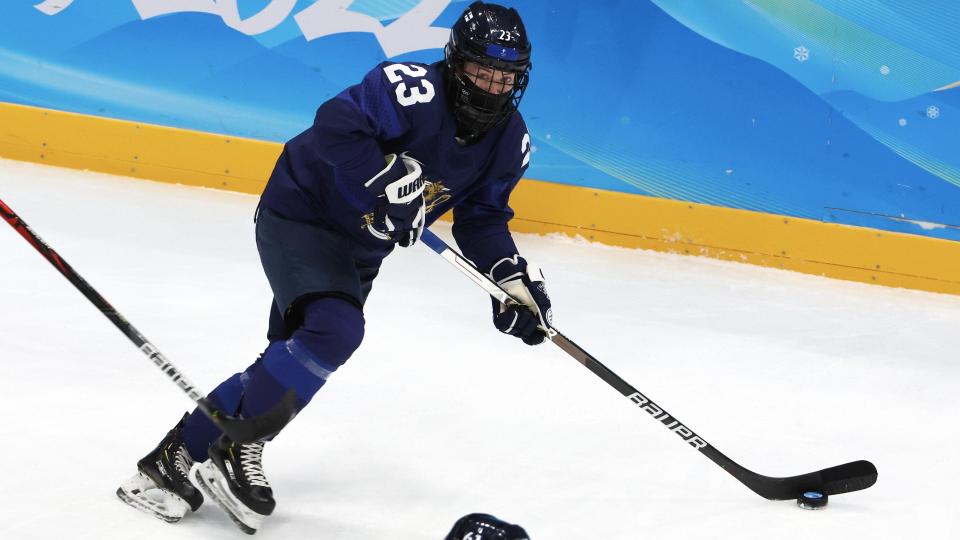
[259,60,532,272]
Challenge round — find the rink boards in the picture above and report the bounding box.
[1,101,957,296]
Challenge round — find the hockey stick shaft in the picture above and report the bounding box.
[420,228,877,499]
[0,197,294,442]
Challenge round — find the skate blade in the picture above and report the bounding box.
[116,472,190,523]
[190,461,265,535]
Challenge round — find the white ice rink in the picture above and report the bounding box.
[1,158,959,539]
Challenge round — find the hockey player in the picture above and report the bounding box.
[117,1,552,533]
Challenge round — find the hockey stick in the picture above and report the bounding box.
[0,197,295,443]
[420,228,878,500]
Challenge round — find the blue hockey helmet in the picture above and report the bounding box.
[445,1,532,144]
[444,512,530,540]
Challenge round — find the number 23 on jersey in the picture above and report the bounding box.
[383,63,435,107]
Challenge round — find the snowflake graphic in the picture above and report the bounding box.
[793,45,809,62]
[927,106,940,119]
[898,118,907,127]
[880,65,890,76]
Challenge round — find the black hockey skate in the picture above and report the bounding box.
[116,413,203,523]
[190,434,275,534]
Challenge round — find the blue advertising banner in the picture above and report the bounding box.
[2,0,959,241]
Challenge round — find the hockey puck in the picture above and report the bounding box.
[797,490,828,510]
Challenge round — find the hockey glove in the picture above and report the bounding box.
[365,152,426,247]
[488,255,553,345]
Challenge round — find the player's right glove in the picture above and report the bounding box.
[487,255,553,345]
[364,152,426,247]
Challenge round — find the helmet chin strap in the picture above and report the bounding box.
[452,103,508,146]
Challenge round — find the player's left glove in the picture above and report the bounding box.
[365,152,426,248]
[488,255,553,345]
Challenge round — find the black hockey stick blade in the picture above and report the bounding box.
[821,460,879,495]
[816,459,878,496]
[734,459,878,500]
[199,389,298,444]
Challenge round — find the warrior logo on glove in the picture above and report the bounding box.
[363,152,427,247]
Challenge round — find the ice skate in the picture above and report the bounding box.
[190,435,275,534]
[116,413,203,523]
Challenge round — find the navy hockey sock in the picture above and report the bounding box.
[181,372,246,460]
[242,297,364,417]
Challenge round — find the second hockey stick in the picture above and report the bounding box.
[0,196,295,443]
[420,228,877,501]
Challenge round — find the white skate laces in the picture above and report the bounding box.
[240,442,270,488]
[173,445,194,479]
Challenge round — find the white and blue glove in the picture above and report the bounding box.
[364,152,426,247]
[488,255,553,345]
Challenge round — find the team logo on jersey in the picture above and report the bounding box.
[361,212,375,232]
[423,179,451,214]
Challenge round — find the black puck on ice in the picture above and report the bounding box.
[797,490,828,510]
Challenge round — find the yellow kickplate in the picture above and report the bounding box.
[2,102,957,295]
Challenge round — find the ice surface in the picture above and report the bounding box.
[1,158,959,539]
